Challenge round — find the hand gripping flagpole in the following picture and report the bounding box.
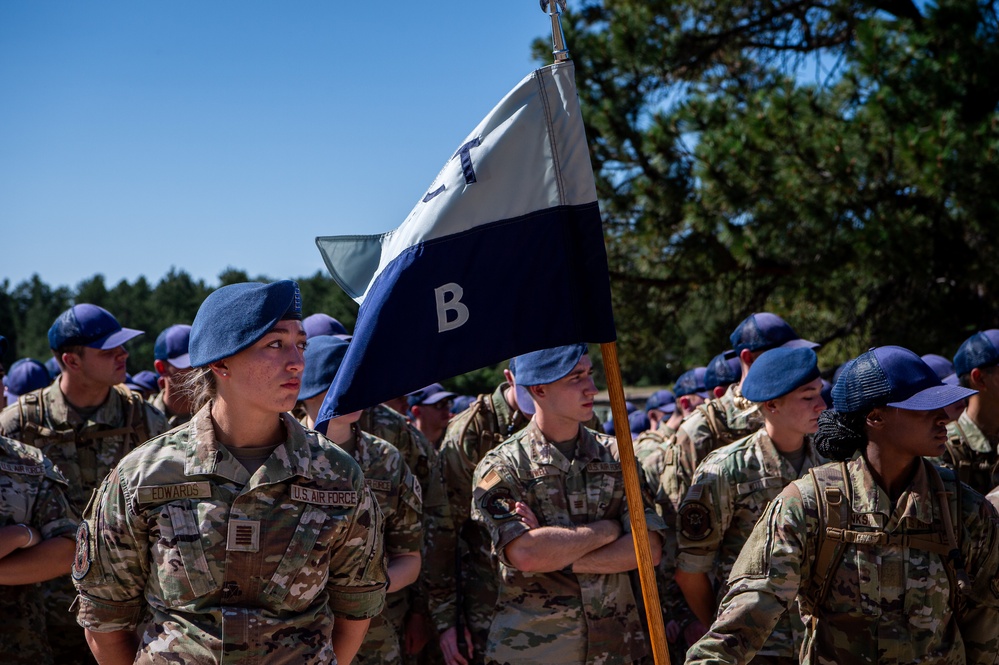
[539,3,671,664]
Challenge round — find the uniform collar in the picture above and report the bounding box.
[523,419,601,472]
[48,381,126,429]
[491,382,528,437]
[953,409,993,454]
[849,455,936,527]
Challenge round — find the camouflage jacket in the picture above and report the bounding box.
[359,404,434,504]
[424,383,528,635]
[677,430,825,658]
[471,421,665,665]
[0,436,79,665]
[988,486,999,512]
[150,391,193,429]
[937,409,999,497]
[73,405,387,664]
[687,456,999,665]
[0,382,168,513]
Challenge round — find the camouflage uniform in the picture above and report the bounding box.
[347,425,424,665]
[150,390,192,429]
[937,409,998,496]
[358,404,437,661]
[0,382,167,663]
[0,436,78,665]
[424,384,529,660]
[987,486,999,512]
[687,456,999,665]
[676,430,826,661]
[471,421,666,665]
[73,405,387,664]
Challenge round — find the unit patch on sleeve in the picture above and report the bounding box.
[481,487,517,520]
[678,502,713,541]
[71,521,91,581]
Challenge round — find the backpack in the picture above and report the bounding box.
[17,384,151,453]
[798,460,970,624]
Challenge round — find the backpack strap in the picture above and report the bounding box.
[701,400,724,444]
[925,462,970,610]
[802,461,851,618]
[16,389,76,446]
[945,422,973,486]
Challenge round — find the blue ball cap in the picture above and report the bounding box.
[645,389,676,414]
[628,410,650,435]
[3,359,50,397]
[299,335,350,401]
[189,280,303,367]
[729,312,819,355]
[44,357,61,380]
[154,324,192,369]
[674,367,709,399]
[303,313,349,339]
[920,353,958,386]
[705,352,742,390]
[451,395,476,415]
[742,347,821,403]
[513,344,589,387]
[130,370,160,393]
[408,383,457,407]
[833,346,976,413]
[48,304,143,350]
[953,330,999,378]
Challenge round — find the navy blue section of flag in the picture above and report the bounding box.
[314,62,615,426]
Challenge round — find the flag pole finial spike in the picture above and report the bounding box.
[540,0,570,63]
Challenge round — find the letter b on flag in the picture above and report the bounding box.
[435,283,469,332]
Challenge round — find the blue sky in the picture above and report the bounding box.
[1,1,552,290]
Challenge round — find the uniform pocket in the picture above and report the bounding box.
[152,503,219,601]
[261,505,350,608]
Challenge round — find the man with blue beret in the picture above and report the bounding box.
[470,343,665,665]
[936,330,999,495]
[299,335,424,665]
[675,347,827,659]
[426,358,532,665]
[0,303,167,665]
[151,323,195,427]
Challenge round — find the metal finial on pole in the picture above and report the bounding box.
[540,0,570,62]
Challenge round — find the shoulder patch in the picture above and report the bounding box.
[477,469,502,491]
[71,521,91,581]
[480,487,517,520]
[291,484,358,507]
[136,481,213,505]
[678,502,713,542]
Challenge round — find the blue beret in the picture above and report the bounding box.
[730,312,819,355]
[674,367,709,398]
[189,280,303,367]
[299,335,349,401]
[645,389,676,413]
[742,347,821,402]
[513,344,588,387]
[303,313,349,339]
[953,330,999,377]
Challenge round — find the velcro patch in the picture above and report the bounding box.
[72,521,91,581]
[530,467,560,479]
[227,520,261,552]
[477,469,502,491]
[366,479,392,493]
[736,477,783,495]
[587,462,621,473]
[481,487,517,520]
[136,482,212,505]
[678,502,713,542]
[291,484,357,507]
[0,461,43,475]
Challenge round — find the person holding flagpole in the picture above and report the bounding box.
[72,280,387,664]
[470,344,664,665]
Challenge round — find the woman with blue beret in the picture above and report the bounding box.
[72,280,387,664]
[687,346,999,664]
[675,346,828,661]
[299,335,423,665]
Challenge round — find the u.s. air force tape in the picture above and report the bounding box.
[291,484,357,507]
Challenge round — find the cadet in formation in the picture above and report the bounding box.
[471,344,665,665]
[72,280,387,664]
[0,432,78,664]
[675,346,827,661]
[301,334,424,665]
[687,346,999,664]
[151,323,196,428]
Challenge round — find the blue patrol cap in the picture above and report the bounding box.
[154,324,192,369]
[408,383,457,407]
[953,330,999,378]
[645,389,676,414]
[48,304,143,350]
[674,367,709,399]
[3,359,50,400]
[629,410,650,435]
[44,357,61,380]
[705,352,742,390]
[833,346,976,413]
[742,347,821,403]
[299,335,350,401]
[303,313,349,339]
[513,344,589,387]
[189,280,303,367]
[921,353,958,386]
[729,312,819,356]
[128,370,159,393]
[451,395,475,414]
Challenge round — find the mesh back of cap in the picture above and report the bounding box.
[832,351,892,413]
